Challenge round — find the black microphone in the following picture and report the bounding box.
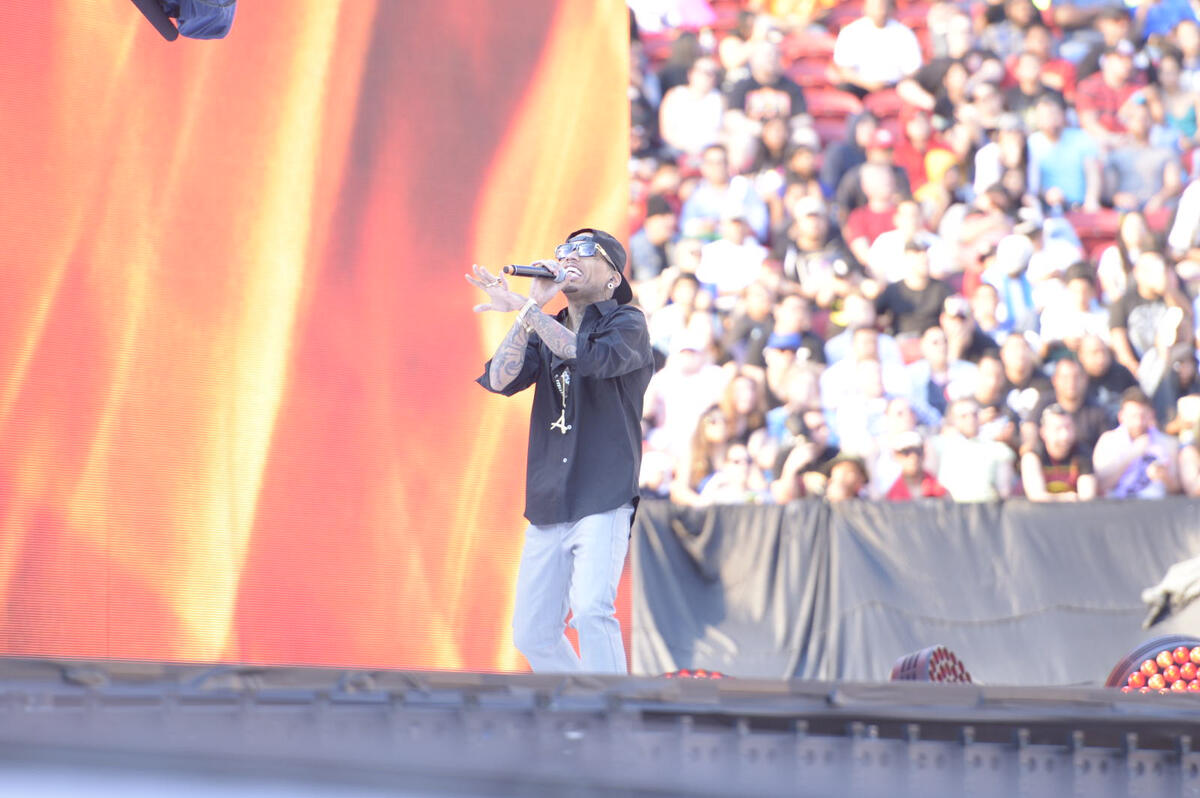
[503,264,566,283]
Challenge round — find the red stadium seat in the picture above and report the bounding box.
[638,32,675,67]
[1064,209,1121,257]
[916,27,934,60]
[813,116,848,145]
[807,89,864,145]
[1088,239,1114,263]
[712,5,742,33]
[895,3,932,30]
[1144,206,1173,233]
[782,29,836,64]
[824,1,865,33]
[864,88,905,120]
[787,60,832,87]
[1064,209,1121,236]
[806,88,865,117]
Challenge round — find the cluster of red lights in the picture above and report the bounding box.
[1121,646,1200,694]
[662,669,727,679]
[925,646,971,683]
[889,645,973,684]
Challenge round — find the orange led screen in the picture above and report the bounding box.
[0,1,631,671]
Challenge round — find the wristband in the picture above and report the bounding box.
[515,298,539,332]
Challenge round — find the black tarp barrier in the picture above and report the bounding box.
[631,498,1200,685]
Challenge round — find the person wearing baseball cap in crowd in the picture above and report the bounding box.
[883,430,948,500]
[468,229,653,675]
[629,194,677,282]
[821,453,871,502]
[941,294,1000,364]
[1075,39,1147,149]
[834,127,914,220]
[760,293,827,366]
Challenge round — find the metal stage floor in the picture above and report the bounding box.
[2,658,1200,797]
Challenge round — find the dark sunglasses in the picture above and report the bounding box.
[556,240,614,267]
[897,447,922,457]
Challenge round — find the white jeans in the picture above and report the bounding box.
[512,506,632,674]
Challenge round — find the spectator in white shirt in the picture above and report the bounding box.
[696,211,769,308]
[643,328,730,460]
[824,292,905,366]
[830,358,894,457]
[866,200,954,283]
[1168,179,1200,283]
[820,326,911,432]
[1038,262,1111,359]
[658,56,725,158]
[930,397,1018,501]
[830,0,924,99]
[1093,387,1181,498]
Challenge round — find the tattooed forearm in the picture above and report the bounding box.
[525,309,577,360]
[489,321,530,390]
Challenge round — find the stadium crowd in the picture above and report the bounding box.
[624,0,1200,503]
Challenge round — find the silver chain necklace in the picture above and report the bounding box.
[550,367,572,434]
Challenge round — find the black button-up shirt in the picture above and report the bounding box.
[477,300,654,525]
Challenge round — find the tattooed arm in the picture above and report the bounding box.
[522,307,577,361]
[467,264,540,394]
[488,319,534,391]
[468,261,570,391]
[489,304,576,389]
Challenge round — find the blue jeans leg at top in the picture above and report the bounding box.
[161,0,237,39]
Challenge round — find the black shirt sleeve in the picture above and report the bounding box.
[893,165,913,200]
[874,283,892,316]
[1108,291,1135,329]
[834,165,863,214]
[784,78,807,115]
[725,77,753,114]
[574,305,654,379]
[914,58,950,95]
[935,280,953,313]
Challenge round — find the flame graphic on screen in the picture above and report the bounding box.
[0,0,628,670]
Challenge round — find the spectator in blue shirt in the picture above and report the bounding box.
[1136,0,1199,43]
[679,144,770,243]
[1026,93,1102,211]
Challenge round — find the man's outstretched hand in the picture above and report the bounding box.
[465,265,525,313]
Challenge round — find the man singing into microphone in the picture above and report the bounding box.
[466,229,653,674]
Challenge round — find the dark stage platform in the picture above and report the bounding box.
[3,658,1200,796]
